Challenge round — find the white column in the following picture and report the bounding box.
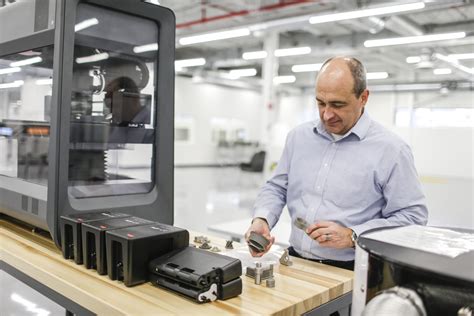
[260,31,279,153]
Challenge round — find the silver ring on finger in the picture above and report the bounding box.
[325,233,332,241]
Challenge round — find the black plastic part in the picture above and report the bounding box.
[105,223,189,287]
[59,212,130,264]
[81,216,152,274]
[149,247,242,302]
[218,277,243,300]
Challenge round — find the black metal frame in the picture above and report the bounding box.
[0,260,95,316]
[304,291,352,316]
[0,0,176,247]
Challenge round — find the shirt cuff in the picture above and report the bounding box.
[253,209,280,229]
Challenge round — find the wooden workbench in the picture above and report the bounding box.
[0,217,353,315]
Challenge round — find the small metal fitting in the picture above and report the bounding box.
[266,277,275,288]
[199,242,212,250]
[279,249,293,266]
[225,240,234,249]
[210,246,221,252]
[255,262,263,285]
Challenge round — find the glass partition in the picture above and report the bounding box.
[68,3,159,198]
[0,46,54,185]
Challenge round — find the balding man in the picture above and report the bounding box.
[245,57,428,270]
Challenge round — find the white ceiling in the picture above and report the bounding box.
[158,0,474,90]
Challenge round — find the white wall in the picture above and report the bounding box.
[174,76,262,165]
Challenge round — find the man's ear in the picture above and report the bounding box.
[360,89,369,106]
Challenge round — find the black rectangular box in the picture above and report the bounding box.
[149,247,242,303]
[106,223,189,287]
[81,216,152,275]
[60,212,130,264]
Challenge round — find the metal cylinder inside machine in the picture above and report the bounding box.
[351,225,474,316]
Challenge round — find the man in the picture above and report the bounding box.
[245,56,428,270]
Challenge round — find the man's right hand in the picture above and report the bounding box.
[245,217,275,257]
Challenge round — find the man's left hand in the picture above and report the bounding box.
[306,221,353,249]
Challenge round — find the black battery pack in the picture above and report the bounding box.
[105,223,189,287]
[59,212,130,264]
[149,247,242,303]
[81,216,153,275]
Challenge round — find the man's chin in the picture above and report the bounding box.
[325,125,342,134]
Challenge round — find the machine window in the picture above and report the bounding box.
[68,3,159,198]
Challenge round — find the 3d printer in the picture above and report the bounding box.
[0,0,175,246]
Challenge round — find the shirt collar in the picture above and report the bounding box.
[313,109,371,141]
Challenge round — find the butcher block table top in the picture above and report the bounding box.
[0,217,353,315]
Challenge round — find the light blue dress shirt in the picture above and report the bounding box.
[253,110,428,261]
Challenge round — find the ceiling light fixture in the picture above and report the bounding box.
[309,2,425,24]
[75,18,99,32]
[291,63,323,73]
[179,28,250,45]
[242,51,267,60]
[229,68,257,78]
[133,43,158,53]
[364,32,466,47]
[273,75,296,84]
[10,57,42,67]
[75,52,109,64]
[367,72,389,79]
[406,56,421,63]
[175,58,206,68]
[448,53,474,60]
[36,78,53,85]
[0,80,24,89]
[433,68,452,75]
[0,67,21,75]
[434,53,474,75]
[275,47,311,57]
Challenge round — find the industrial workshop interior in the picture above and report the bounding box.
[0,0,473,315]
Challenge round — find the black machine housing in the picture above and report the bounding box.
[0,0,176,247]
[149,246,243,303]
[352,226,474,316]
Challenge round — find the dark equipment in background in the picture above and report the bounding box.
[0,0,176,247]
[239,150,266,172]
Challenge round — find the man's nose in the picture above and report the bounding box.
[323,108,335,121]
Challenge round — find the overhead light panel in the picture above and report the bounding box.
[175,58,206,69]
[448,53,474,60]
[36,78,53,85]
[179,28,250,45]
[0,67,21,75]
[0,80,24,89]
[133,43,158,53]
[10,57,42,67]
[433,68,452,75]
[242,51,267,60]
[364,32,466,47]
[434,53,474,75]
[406,56,421,63]
[291,63,323,73]
[229,68,257,79]
[366,72,389,79]
[309,2,425,24]
[76,52,109,64]
[274,47,311,57]
[75,18,99,32]
[273,75,296,84]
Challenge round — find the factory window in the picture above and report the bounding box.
[395,108,474,128]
